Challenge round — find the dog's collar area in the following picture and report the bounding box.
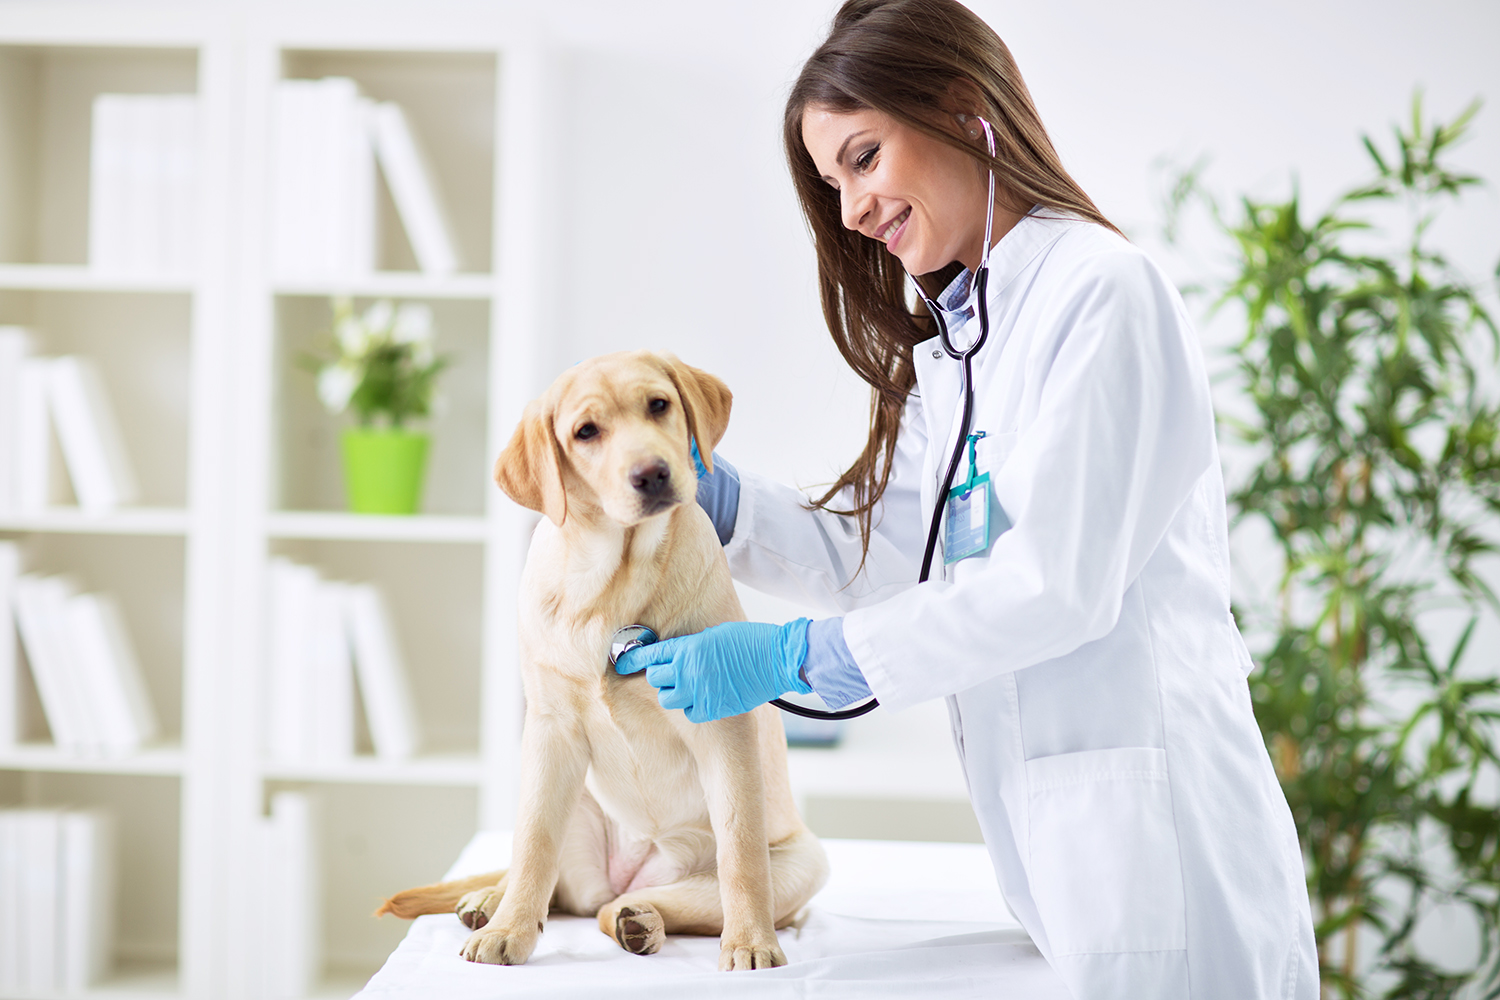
[609,624,660,666]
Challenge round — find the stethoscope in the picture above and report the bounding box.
[612,116,1001,723]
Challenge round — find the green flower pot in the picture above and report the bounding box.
[341,427,430,515]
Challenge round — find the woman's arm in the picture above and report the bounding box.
[719,391,929,616]
[846,250,1218,710]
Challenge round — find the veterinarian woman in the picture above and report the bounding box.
[616,1,1317,995]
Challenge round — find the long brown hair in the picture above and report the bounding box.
[784,0,1118,565]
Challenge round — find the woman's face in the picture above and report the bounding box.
[801,104,1002,275]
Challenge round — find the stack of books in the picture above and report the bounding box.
[0,327,139,515]
[89,93,199,275]
[0,808,114,994]
[265,559,421,765]
[0,540,159,755]
[250,792,321,999]
[271,78,459,278]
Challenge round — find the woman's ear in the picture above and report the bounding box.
[493,399,568,525]
[660,355,733,472]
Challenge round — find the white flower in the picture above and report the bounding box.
[393,303,434,345]
[362,300,395,335]
[335,314,371,357]
[317,364,359,414]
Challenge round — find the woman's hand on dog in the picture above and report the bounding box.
[615,620,812,722]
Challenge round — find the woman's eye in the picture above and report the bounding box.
[575,423,599,441]
[649,398,669,415]
[854,145,879,171]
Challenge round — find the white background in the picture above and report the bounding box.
[530,0,1500,499]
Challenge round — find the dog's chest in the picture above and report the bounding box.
[580,689,709,836]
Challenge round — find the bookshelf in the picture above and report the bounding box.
[0,5,548,998]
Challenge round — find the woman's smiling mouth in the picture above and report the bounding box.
[877,207,911,245]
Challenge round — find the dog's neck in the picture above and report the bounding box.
[550,501,682,624]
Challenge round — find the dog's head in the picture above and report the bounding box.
[493,351,732,527]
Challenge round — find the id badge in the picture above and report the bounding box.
[944,472,991,564]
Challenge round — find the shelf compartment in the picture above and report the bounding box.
[0,263,196,294]
[0,742,185,776]
[260,753,481,787]
[273,296,491,517]
[0,46,199,269]
[267,511,486,544]
[0,506,190,536]
[0,290,194,508]
[271,271,494,301]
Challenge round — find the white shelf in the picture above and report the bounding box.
[266,511,488,543]
[0,743,186,777]
[0,263,195,294]
[261,754,483,787]
[0,507,191,536]
[271,271,495,300]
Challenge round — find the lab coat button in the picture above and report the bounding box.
[932,349,942,359]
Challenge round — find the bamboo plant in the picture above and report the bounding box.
[1169,97,1500,998]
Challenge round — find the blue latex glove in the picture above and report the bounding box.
[615,620,812,723]
[689,439,740,546]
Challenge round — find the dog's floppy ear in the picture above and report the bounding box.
[661,355,732,474]
[493,399,568,525]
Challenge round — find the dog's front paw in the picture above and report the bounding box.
[456,886,503,930]
[459,920,541,965]
[717,933,786,971]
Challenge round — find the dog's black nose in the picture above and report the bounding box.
[630,460,672,497]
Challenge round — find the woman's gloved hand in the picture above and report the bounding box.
[614,619,812,723]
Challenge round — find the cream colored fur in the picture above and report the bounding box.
[377,350,828,971]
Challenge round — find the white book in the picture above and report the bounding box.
[13,575,85,751]
[343,583,420,761]
[309,580,354,764]
[263,791,321,999]
[16,808,60,992]
[161,95,199,275]
[49,355,139,512]
[88,95,129,271]
[372,101,459,275]
[15,357,52,512]
[0,326,33,512]
[66,591,158,755]
[339,96,377,276]
[0,812,18,993]
[59,809,114,991]
[271,78,374,278]
[266,559,319,764]
[0,542,20,748]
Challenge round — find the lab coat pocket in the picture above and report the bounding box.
[1025,746,1186,956]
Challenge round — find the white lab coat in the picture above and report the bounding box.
[724,212,1318,999]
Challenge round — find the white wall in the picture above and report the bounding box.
[533,0,1500,501]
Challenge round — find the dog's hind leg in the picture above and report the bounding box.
[595,828,830,966]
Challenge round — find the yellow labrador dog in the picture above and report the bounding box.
[378,351,828,970]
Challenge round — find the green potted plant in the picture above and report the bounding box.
[1168,97,1500,998]
[307,297,449,515]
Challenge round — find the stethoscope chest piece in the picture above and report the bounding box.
[609,624,659,666]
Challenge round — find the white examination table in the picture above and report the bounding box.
[357,831,1070,999]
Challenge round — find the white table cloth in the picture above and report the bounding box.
[357,832,1070,999]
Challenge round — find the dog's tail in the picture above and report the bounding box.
[375,870,506,919]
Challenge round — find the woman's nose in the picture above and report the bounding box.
[840,185,871,233]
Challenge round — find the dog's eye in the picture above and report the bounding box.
[648,398,669,415]
[575,423,599,441]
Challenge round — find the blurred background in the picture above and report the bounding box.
[0,0,1495,997]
